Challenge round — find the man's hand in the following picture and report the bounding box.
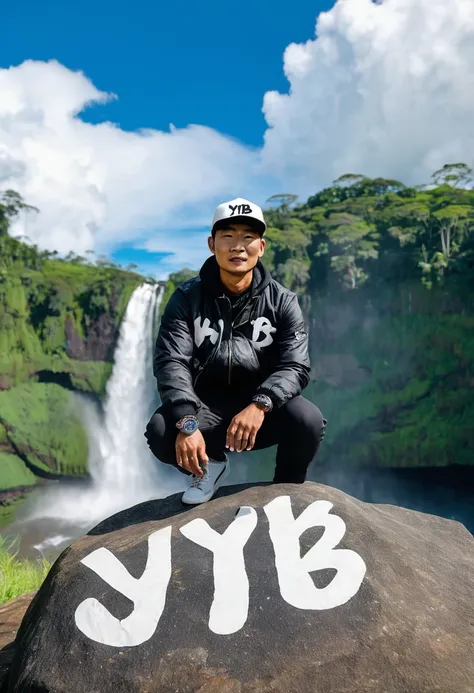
[176,430,209,477]
[226,403,265,453]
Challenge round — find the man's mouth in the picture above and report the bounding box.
[229,257,246,264]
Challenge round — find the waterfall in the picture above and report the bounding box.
[11,283,187,555]
[90,283,166,492]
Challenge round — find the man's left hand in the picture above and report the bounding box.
[226,403,265,453]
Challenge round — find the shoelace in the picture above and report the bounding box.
[191,467,209,488]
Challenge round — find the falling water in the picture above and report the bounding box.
[90,283,167,492]
[8,284,187,556]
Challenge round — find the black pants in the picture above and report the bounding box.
[145,396,327,484]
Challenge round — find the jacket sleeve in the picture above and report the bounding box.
[254,292,311,408]
[153,288,201,422]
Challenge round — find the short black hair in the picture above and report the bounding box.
[211,216,265,238]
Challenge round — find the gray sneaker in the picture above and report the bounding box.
[181,457,230,505]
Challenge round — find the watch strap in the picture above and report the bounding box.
[176,415,199,434]
[252,394,273,413]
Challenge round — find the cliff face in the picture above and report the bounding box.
[0,232,144,500]
[302,285,474,470]
[257,175,474,471]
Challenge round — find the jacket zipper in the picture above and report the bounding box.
[193,366,204,388]
[228,295,259,384]
[195,294,258,388]
[193,322,223,387]
[225,296,233,385]
[228,296,258,384]
[233,295,259,329]
[228,325,233,384]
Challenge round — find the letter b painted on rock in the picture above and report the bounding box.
[74,496,367,647]
[264,496,366,610]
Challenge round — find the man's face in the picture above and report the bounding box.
[208,223,265,275]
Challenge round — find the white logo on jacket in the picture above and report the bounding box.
[193,315,275,348]
[194,317,224,348]
[250,317,276,348]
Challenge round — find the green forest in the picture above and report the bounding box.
[166,163,474,473]
[1,162,474,523]
[259,163,474,471]
[0,191,145,524]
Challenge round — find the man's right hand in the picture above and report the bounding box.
[175,430,208,477]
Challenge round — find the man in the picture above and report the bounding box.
[145,197,326,504]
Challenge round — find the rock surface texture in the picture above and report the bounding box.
[0,594,35,690]
[3,482,474,692]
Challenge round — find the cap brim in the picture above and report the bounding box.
[212,216,266,236]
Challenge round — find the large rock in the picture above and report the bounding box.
[0,594,35,651]
[0,594,35,690]
[4,482,474,692]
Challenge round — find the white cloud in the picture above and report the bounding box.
[141,230,212,279]
[262,0,474,197]
[2,0,474,276]
[0,59,273,268]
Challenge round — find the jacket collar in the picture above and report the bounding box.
[199,255,271,298]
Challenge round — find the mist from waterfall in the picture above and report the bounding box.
[10,283,187,554]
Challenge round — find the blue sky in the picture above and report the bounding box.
[4,0,330,146]
[2,0,472,277]
[2,0,331,276]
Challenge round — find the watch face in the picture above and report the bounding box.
[182,418,198,434]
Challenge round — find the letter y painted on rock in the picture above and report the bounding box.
[74,526,172,647]
[74,497,367,647]
[180,506,257,635]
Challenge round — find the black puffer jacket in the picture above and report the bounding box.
[154,256,311,422]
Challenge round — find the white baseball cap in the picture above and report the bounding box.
[211,197,266,236]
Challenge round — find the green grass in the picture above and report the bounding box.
[0,245,144,392]
[0,453,37,490]
[0,497,25,530]
[0,382,89,477]
[0,536,50,606]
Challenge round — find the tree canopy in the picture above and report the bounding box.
[263,163,474,294]
[2,162,474,295]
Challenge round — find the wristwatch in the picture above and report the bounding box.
[252,394,273,413]
[176,415,199,436]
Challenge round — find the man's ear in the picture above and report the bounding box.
[208,235,215,254]
[259,238,266,257]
